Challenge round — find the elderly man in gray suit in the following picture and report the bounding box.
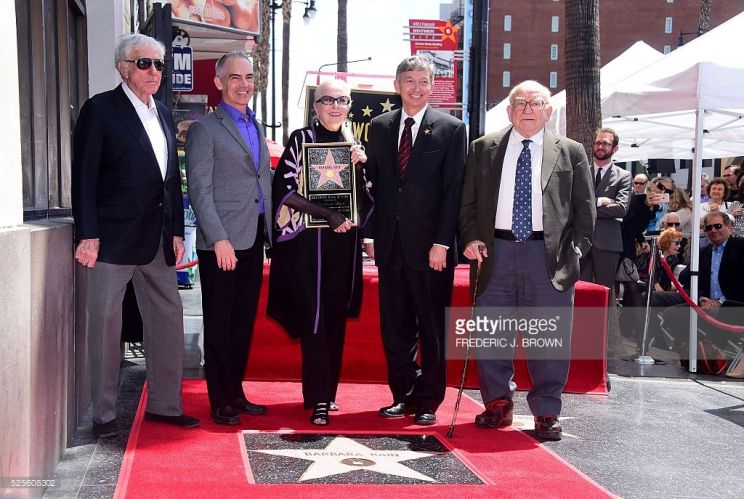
[580,128,631,356]
[186,52,272,426]
[459,80,595,441]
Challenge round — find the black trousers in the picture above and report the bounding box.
[198,223,264,409]
[377,227,453,411]
[299,230,356,408]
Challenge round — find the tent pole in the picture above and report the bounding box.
[688,108,705,372]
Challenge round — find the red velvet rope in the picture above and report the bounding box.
[175,259,199,271]
[658,254,744,333]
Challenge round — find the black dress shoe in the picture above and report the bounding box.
[144,412,200,428]
[211,405,241,426]
[92,419,118,438]
[414,409,436,426]
[379,402,415,418]
[534,416,562,441]
[233,398,267,415]
[475,397,514,428]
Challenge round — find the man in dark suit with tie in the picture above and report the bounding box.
[581,128,631,355]
[459,80,595,440]
[72,34,199,438]
[186,52,272,425]
[364,55,467,426]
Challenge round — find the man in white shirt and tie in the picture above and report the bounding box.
[459,80,595,441]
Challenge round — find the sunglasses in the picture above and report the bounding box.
[704,223,724,232]
[633,181,647,185]
[671,240,682,245]
[125,57,165,71]
[315,95,352,106]
[664,222,681,227]
[655,182,674,194]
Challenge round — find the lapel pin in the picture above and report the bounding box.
[424,127,432,135]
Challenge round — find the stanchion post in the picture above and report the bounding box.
[635,236,658,365]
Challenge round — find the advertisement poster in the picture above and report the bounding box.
[408,19,459,105]
[169,0,261,36]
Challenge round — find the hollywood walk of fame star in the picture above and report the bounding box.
[311,150,348,189]
[361,105,373,117]
[380,98,395,113]
[252,435,438,482]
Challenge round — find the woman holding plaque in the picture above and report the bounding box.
[267,79,371,426]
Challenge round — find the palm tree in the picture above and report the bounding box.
[252,3,271,131]
[698,0,711,34]
[281,1,292,144]
[564,0,601,156]
[337,0,348,76]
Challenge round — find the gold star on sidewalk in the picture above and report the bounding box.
[380,98,395,113]
[361,106,373,117]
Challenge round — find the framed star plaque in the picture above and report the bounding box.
[301,142,358,228]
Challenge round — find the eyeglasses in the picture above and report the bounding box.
[704,223,724,232]
[724,173,735,177]
[511,99,546,111]
[664,222,681,227]
[633,181,648,185]
[125,58,165,71]
[655,182,674,194]
[593,141,614,148]
[671,240,682,245]
[315,95,352,106]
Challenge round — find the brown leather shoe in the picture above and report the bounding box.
[534,415,562,441]
[475,397,513,428]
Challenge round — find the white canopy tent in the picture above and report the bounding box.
[483,41,664,138]
[601,11,744,370]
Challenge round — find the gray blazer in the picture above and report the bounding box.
[186,105,273,251]
[592,163,631,252]
[459,127,596,294]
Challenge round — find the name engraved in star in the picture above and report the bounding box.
[301,142,358,228]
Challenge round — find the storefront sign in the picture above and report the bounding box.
[172,45,193,92]
[169,0,261,36]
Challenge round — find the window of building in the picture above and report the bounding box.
[503,43,511,59]
[504,15,512,32]
[549,72,558,88]
[550,44,558,60]
[16,0,87,219]
[551,16,559,32]
[665,17,673,34]
[663,45,672,54]
[503,71,511,87]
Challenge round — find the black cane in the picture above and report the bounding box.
[447,245,485,439]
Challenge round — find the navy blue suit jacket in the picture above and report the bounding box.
[72,85,184,266]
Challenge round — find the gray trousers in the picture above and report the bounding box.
[475,238,573,416]
[85,243,184,424]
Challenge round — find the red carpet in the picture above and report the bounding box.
[248,264,609,394]
[115,380,613,498]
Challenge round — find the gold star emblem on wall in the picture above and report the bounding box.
[380,99,395,113]
[361,106,373,117]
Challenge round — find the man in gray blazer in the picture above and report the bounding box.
[186,52,272,425]
[459,80,595,440]
[580,128,631,355]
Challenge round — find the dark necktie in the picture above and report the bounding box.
[512,139,533,242]
[397,117,415,179]
[595,167,603,190]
